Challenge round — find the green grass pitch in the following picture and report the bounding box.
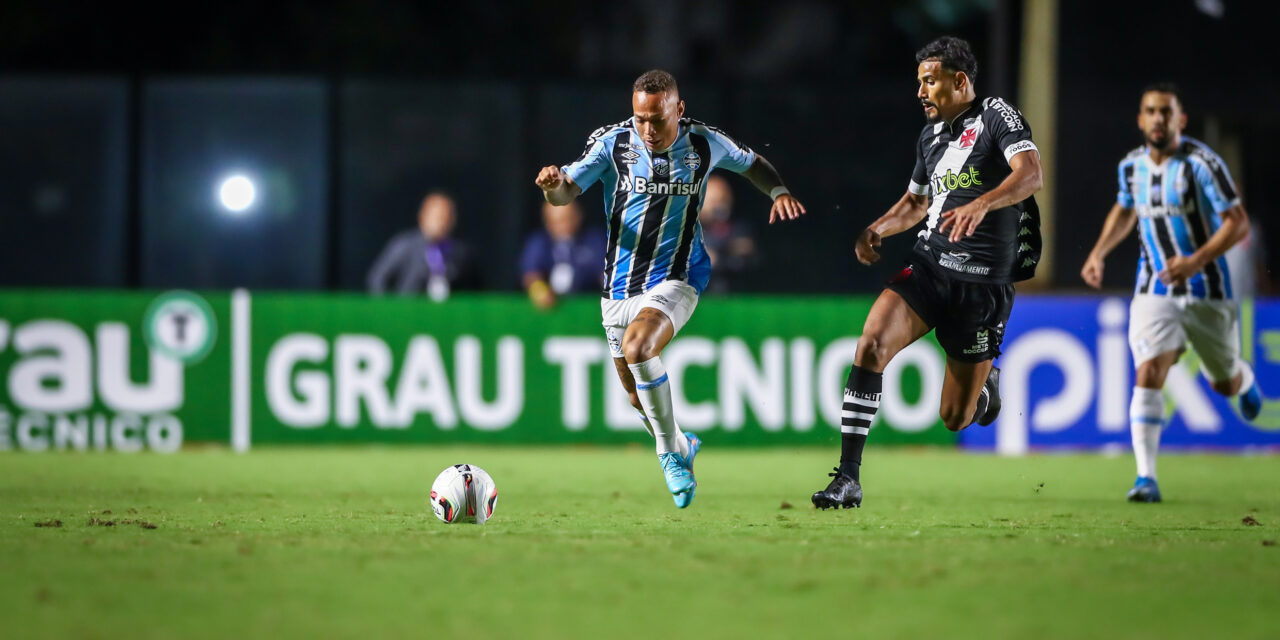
[2,446,1278,639]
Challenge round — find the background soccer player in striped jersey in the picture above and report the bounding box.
[535,70,806,508]
[1081,83,1263,503]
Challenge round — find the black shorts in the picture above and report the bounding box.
[885,259,1015,363]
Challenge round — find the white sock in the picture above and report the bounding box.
[635,410,655,437]
[1236,359,1257,395]
[1130,386,1164,479]
[628,357,688,457]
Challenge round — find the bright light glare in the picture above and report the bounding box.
[218,175,256,213]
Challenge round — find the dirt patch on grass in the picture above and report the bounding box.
[34,519,62,528]
[1242,516,1262,526]
[87,517,157,529]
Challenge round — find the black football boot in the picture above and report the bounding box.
[811,468,862,510]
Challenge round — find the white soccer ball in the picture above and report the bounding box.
[429,464,498,524]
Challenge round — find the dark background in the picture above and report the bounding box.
[0,0,1274,293]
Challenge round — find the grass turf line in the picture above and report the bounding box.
[1,447,1278,639]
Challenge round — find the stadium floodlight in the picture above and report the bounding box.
[217,174,257,213]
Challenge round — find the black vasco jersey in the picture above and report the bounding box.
[908,96,1042,283]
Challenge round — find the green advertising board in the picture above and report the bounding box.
[0,290,955,451]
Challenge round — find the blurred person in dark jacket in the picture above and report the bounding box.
[698,174,758,294]
[367,191,479,300]
[521,200,606,309]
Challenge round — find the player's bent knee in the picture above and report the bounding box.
[628,394,643,411]
[1211,379,1239,396]
[621,339,655,364]
[856,335,889,369]
[939,406,973,432]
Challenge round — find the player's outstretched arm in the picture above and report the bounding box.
[1159,203,1251,286]
[1080,203,1137,289]
[856,191,929,265]
[741,155,807,224]
[534,166,582,206]
[937,150,1043,243]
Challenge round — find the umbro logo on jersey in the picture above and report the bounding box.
[652,157,671,176]
[620,150,640,164]
[682,152,701,170]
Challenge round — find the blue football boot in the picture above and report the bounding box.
[659,451,696,508]
[1240,383,1262,421]
[673,433,701,508]
[1126,476,1162,503]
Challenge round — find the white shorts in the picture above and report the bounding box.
[1128,294,1241,383]
[601,280,700,359]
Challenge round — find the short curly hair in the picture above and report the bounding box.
[1141,82,1184,109]
[915,36,978,80]
[633,69,678,94]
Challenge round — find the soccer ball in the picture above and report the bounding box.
[429,464,498,524]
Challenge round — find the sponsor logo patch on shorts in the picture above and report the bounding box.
[962,329,992,355]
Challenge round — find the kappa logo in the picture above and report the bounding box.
[620,150,640,165]
[652,157,671,177]
[930,137,940,147]
[682,152,701,170]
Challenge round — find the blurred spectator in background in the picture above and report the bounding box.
[1224,219,1271,298]
[367,191,478,300]
[698,174,758,294]
[521,200,606,308]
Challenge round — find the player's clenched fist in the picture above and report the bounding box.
[855,228,882,265]
[535,166,564,191]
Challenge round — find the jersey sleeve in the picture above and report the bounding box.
[705,126,757,174]
[1189,152,1241,214]
[909,137,930,196]
[983,98,1038,164]
[1116,160,1135,208]
[561,128,613,191]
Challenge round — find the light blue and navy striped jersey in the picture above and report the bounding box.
[562,117,757,299]
[1117,137,1241,299]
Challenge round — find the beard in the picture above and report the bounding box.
[1145,130,1173,151]
[922,102,940,123]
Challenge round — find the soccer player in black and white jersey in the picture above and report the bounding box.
[1081,84,1262,503]
[812,36,1044,510]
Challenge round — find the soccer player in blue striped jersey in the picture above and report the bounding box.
[1081,83,1263,503]
[535,69,806,508]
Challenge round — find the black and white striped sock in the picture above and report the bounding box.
[839,365,882,481]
